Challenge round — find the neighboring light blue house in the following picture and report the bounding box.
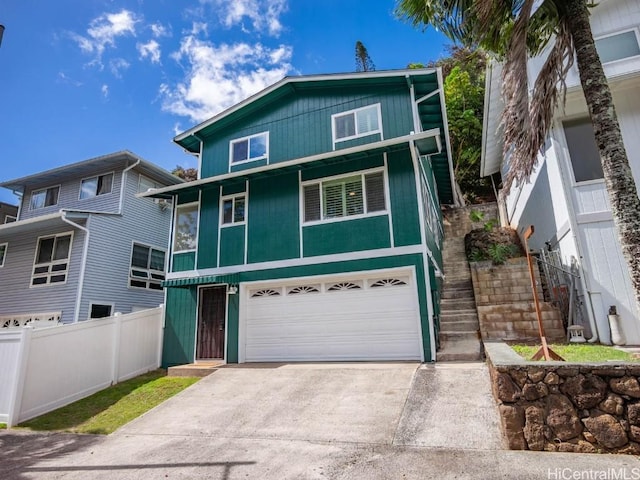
[0,151,182,327]
[143,69,457,366]
[0,201,18,224]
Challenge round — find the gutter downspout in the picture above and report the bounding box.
[193,133,205,180]
[119,158,141,214]
[61,211,90,324]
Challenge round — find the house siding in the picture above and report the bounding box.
[78,169,171,320]
[0,224,87,323]
[196,186,221,269]
[199,86,415,178]
[19,169,124,220]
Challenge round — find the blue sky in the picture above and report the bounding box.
[0,0,449,205]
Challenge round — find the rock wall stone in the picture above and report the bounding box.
[486,343,640,454]
[470,258,565,342]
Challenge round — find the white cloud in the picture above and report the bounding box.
[109,58,130,77]
[190,22,208,36]
[101,84,109,98]
[150,22,171,38]
[138,40,161,64]
[57,72,83,87]
[160,36,293,123]
[204,0,287,37]
[70,9,138,67]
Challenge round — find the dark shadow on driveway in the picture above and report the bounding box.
[0,430,102,480]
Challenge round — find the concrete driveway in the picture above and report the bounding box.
[2,362,639,479]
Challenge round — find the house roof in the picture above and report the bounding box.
[0,151,183,193]
[0,211,89,237]
[141,129,443,200]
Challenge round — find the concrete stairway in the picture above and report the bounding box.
[436,205,496,362]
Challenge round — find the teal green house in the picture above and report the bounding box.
[145,69,457,365]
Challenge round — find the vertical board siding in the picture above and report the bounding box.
[200,85,415,178]
[0,331,22,423]
[226,294,239,363]
[197,187,221,269]
[301,156,385,182]
[247,173,300,263]
[219,226,245,266]
[387,150,421,247]
[302,215,390,257]
[163,287,198,367]
[0,224,86,324]
[20,169,124,221]
[172,252,196,272]
[79,169,171,320]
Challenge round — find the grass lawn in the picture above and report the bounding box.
[511,343,639,363]
[17,370,199,434]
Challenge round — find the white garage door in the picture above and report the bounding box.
[242,271,423,362]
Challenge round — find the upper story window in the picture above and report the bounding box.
[138,175,161,194]
[303,169,387,224]
[332,104,382,147]
[0,242,7,267]
[4,215,16,223]
[563,117,604,183]
[129,243,165,290]
[80,173,114,200]
[595,29,640,64]
[222,194,246,226]
[30,186,59,210]
[230,132,268,166]
[32,232,73,286]
[173,202,199,252]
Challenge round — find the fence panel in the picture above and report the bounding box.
[0,306,163,426]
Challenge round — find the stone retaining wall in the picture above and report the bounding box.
[470,258,565,342]
[486,342,640,454]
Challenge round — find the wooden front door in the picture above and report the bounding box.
[197,286,226,359]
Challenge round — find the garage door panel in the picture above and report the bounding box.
[243,271,423,362]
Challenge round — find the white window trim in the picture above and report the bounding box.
[220,193,247,228]
[138,174,162,194]
[0,242,7,267]
[128,241,167,291]
[4,215,17,223]
[331,103,383,149]
[88,302,115,320]
[30,231,74,288]
[29,185,61,211]
[559,116,606,187]
[228,131,269,169]
[595,27,640,65]
[173,201,200,254]
[78,171,115,200]
[301,167,388,226]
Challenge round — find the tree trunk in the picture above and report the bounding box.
[565,0,640,315]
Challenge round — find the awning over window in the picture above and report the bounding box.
[162,273,239,288]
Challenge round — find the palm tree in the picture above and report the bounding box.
[396,0,640,313]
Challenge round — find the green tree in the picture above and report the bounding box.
[172,165,198,182]
[396,0,640,314]
[355,41,375,72]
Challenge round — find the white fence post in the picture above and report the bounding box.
[7,327,33,428]
[111,313,123,384]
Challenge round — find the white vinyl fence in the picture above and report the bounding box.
[0,306,164,427]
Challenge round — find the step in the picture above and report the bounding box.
[443,279,473,290]
[438,319,480,332]
[441,288,474,300]
[440,311,479,322]
[168,361,223,377]
[440,298,477,310]
[437,339,484,362]
[443,260,471,272]
[439,331,480,342]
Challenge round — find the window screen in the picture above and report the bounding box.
[596,30,640,64]
[563,118,604,183]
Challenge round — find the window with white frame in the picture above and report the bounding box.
[173,203,199,251]
[138,174,161,194]
[0,242,7,267]
[230,132,268,165]
[563,117,604,183]
[222,195,246,225]
[129,243,165,290]
[32,233,72,286]
[80,173,114,199]
[332,104,382,145]
[4,215,16,224]
[30,186,60,210]
[89,303,113,319]
[595,29,640,64]
[303,170,386,223]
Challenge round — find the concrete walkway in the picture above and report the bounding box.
[2,362,639,479]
